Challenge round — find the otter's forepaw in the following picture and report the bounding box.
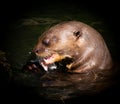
[23,62,44,73]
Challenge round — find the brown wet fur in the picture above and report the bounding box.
[34,21,113,73]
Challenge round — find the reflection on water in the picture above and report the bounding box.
[13,65,115,100]
[38,71,113,100]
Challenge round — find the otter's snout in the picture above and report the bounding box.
[33,46,45,54]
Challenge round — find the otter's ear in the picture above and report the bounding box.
[73,31,81,39]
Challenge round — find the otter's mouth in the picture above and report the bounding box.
[37,53,73,72]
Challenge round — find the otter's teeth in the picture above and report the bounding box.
[41,62,48,71]
[43,56,54,64]
[40,57,53,71]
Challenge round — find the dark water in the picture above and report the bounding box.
[0,1,120,103]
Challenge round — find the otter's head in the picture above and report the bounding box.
[33,21,112,72]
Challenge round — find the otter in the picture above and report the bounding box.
[33,21,113,73]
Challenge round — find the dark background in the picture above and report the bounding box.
[0,0,120,103]
[0,0,120,57]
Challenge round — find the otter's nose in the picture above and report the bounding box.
[34,47,45,54]
[34,48,41,54]
[35,49,39,53]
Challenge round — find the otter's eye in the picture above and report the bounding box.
[73,31,81,39]
[42,38,50,46]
